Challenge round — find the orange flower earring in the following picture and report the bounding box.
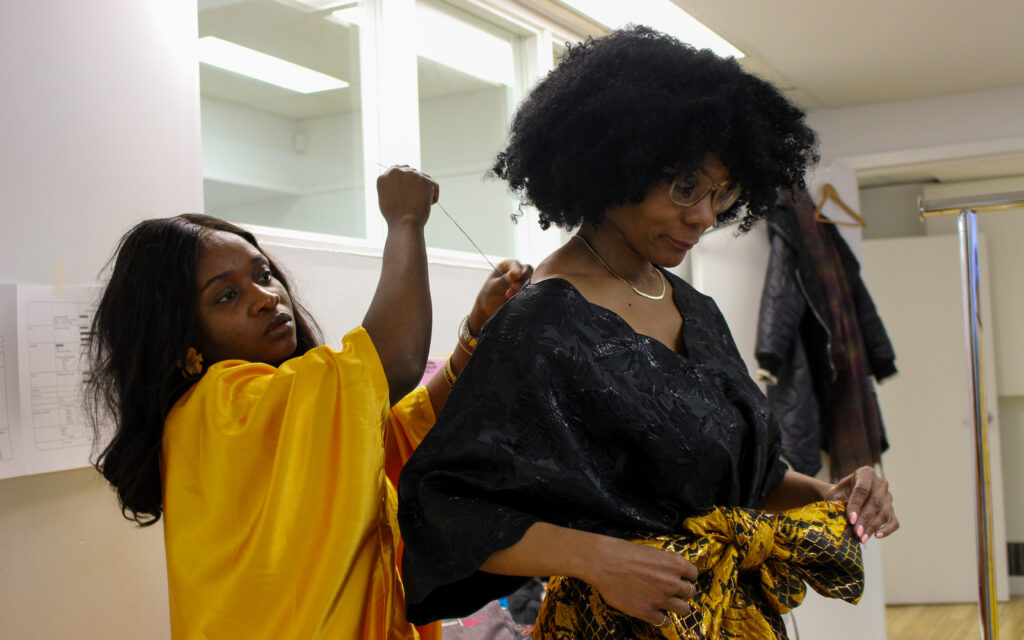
[180,347,204,378]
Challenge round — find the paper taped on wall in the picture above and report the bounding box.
[0,284,104,480]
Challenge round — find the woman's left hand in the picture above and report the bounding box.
[467,259,533,334]
[825,466,899,543]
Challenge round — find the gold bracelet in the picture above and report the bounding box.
[441,355,457,388]
[458,315,479,352]
[456,339,474,358]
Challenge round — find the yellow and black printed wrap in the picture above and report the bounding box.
[535,500,863,639]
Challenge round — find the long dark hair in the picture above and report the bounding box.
[85,214,323,525]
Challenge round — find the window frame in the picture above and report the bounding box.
[199,0,593,268]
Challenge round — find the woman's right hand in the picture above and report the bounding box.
[466,259,533,334]
[480,522,697,626]
[376,165,439,227]
[583,535,698,626]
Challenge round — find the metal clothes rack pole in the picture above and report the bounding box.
[917,190,1024,640]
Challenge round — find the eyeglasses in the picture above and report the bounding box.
[668,173,742,215]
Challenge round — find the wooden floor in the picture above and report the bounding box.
[886,595,1024,639]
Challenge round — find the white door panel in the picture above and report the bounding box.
[862,234,1009,604]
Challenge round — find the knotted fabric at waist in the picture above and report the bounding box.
[534,500,863,639]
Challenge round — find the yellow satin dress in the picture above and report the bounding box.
[162,327,440,640]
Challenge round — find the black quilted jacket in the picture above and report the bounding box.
[755,195,896,475]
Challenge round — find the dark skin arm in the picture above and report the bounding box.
[362,165,438,406]
[481,522,697,625]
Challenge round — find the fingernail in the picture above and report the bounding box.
[861,534,869,544]
[875,531,884,538]
[849,512,858,525]
[856,525,864,537]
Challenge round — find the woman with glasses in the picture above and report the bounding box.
[398,27,898,638]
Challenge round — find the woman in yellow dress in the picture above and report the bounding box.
[85,166,530,639]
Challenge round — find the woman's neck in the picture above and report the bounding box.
[576,226,657,283]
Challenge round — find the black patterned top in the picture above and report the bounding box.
[398,271,788,623]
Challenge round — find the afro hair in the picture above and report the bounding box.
[492,25,819,232]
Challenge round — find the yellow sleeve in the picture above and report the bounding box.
[384,385,437,488]
[162,326,423,639]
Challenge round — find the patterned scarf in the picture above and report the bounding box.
[534,501,863,639]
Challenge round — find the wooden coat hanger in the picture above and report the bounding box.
[812,182,868,228]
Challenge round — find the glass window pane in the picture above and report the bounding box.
[416,0,521,257]
[198,0,365,237]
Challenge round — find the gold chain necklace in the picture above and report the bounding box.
[575,235,666,300]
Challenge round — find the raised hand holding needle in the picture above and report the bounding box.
[376,163,510,285]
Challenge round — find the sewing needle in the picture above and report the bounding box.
[376,163,509,284]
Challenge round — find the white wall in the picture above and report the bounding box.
[862,235,1009,604]
[858,183,930,240]
[0,1,202,638]
[919,177,1024,556]
[807,85,1024,164]
[0,2,500,638]
[259,236,495,354]
[922,177,1024,397]
[0,1,204,286]
[853,175,1024,552]
[998,396,1024,554]
[999,395,1024,594]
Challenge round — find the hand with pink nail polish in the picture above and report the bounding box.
[825,466,899,543]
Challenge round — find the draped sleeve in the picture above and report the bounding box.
[162,327,424,640]
[384,385,436,489]
[399,289,584,620]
